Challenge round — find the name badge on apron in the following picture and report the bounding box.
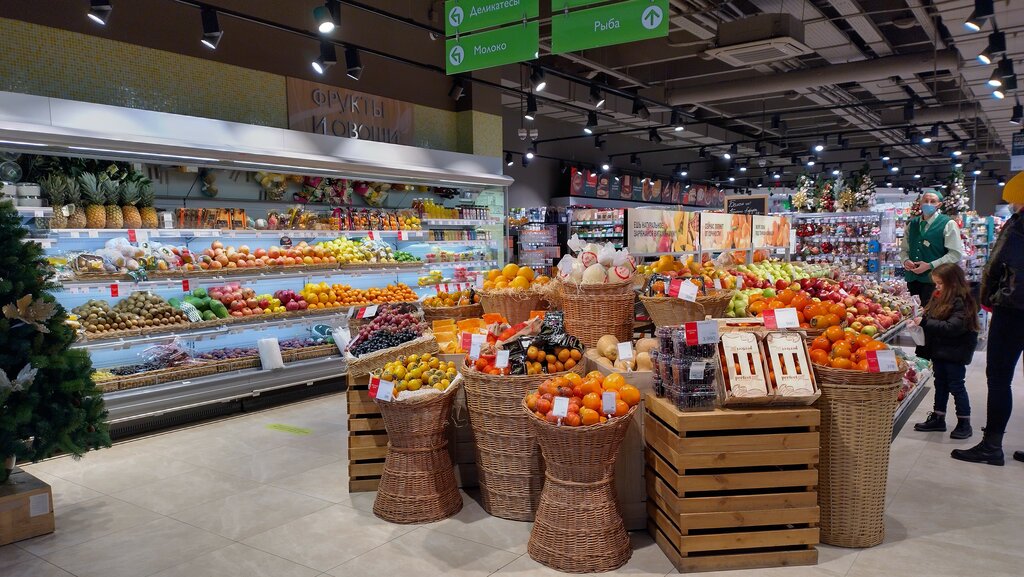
[923,240,931,247]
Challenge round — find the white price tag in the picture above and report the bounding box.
[689,361,707,381]
[552,396,569,418]
[469,342,482,360]
[737,276,744,289]
[495,349,510,368]
[617,341,634,362]
[868,349,899,372]
[678,280,699,302]
[363,304,379,318]
[713,278,722,290]
[88,230,99,238]
[764,307,800,329]
[374,379,394,401]
[602,391,617,415]
[475,275,485,289]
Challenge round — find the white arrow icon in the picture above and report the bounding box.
[449,45,465,66]
[448,6,464,28]
[641,5,663,30]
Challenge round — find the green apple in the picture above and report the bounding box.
[762,288,776,298]
[861,325,878,337]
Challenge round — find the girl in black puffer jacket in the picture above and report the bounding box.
[913,263,979,440]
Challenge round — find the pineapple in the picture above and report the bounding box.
[80,173,106,229]
[65,176,88,229]
[139,180,158,229]
[102,175,123,229]
[41,174,68,229]
[120,180,142,229]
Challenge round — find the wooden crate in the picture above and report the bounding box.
[347,373,387,492]
[644,394,820,573]
[0,470,54,546]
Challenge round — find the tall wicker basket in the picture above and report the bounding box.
[815,377,901,548]
[525,403,638,573]
[422,303,483,324]
[479,289,547,324]
[560,285,635,348]
[372,379,464,524]
[460,364,585,521]
[639,290,734,327]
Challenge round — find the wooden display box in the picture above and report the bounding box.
[644,394,820,573]
[0,470,55,546]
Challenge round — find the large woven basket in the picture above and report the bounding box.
[372,379,463,524]
[557,278,635,296]
[479,290,547,324]
[525,404,637,573]
[422,303,483,324]
[347,335,439,378]
[561,289,635,348]
[460,363,585,521]
[813,359,907,387]
[816,380,900,548]
[639,290,734,327]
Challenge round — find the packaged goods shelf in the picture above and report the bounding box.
[421,218,501,227]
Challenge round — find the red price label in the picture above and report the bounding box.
[127,229,136,242]
[684,320,719,346]
[398,230,407,241]
[866,350,898,372]
[460,332,473,352]
[367,231,376,241]
[368,375,382,397]
[667,278,682,297]
[110,284,119,297]
[182,280,190,292]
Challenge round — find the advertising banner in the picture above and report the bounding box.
[701,212,751,250]
[751,215,790,248]
[627,208,699,254]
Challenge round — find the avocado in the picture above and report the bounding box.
[192,287,208,299]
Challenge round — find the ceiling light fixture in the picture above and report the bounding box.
[832,167,841,176]
[314,0,341,34]
[670,109,685,132]
[87,0,112,25]
[448,77,465,101]
[739,166,748,172]
[630,153,641,167]
[649,128,662,144]
[589,85,605,108]
[602,160,611,171]
[880,149,891,161]
[524,94,537,120]
[200,7,223,49]
[813,141,825,153]
[699,147,707,159]
[311,40,337,74]
[594,135,606,150]
[965,0,995,32]
[505,152,513,166]
[890,165,900,173]
[525,146,535,160]
[1012,98,1023,124]
[679,165,689,177]
[989,67,1005,87]
[529,67,546,92]
[914,171,922,179]
[806,159,815,167]
[632,97,650,120]
[978,29,1006,65]
[345,46,362,80]
[999,176,1007,186]
[973,166,983,175]
[584,111,598,134]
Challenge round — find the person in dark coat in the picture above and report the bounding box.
[912,263,978,439]
[953,173,1024,466]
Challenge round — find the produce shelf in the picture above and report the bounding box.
[423,239,497,247]
[103,354,347,423]
[879,319,908,343]
[13,206,53,218]
[421,218,500,227]
[46,228,430,240]
[892,370,931,441]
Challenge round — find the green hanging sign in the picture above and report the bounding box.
[446,22,539,74]
[445,0,539,35]
[551,0,610,9]
[551,0,669,54]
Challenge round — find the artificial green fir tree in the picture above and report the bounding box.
[0,200,109,483]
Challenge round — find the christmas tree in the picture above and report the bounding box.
[852,164,876,210]
[0,200,109,483]
[816,178,836,212]
[940,168,969,216]
[910,194,922,218]
[792,174,816,212]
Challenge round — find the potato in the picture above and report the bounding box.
[614,358,634,371]
[596,335,620,361]
[635,351,652,371]
[635,338,659,356]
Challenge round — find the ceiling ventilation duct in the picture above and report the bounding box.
[703,14,813,67]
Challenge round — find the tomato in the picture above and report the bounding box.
[563,413,582,427]
[537,398,552,414]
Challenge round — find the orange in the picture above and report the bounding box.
[811,336,831,352]
[830,358,854,370]
[810,349,830,365]
[582,392,602,411]
[824,325,845,343]
[570,349,582,361]
[564,358,576,370]
[603,372,625,391]
[619,384,641,407]
[557,349,571,363]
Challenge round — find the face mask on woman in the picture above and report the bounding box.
[921,204,938,217]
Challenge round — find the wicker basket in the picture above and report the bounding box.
[561,290,634,348]
[816,380,900,548]
[525,403,637,573]
[639,290,734,327]
[347,335,439,378]
[372,379,463,524]
[478,289,547,324]
[460,363,585,521]
[813,359,907,387]
[557,278,635,296]
[422,303,483,324]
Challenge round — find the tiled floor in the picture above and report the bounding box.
[6,352,1024,577]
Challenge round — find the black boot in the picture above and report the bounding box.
[950,417,973,440]
[1013,451,1024,464]
[951,435,1004,466]
[914,412,946,432]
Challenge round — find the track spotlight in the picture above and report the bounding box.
[521,155,531,167]
[860,148,869,159]
[890,165,900,173]
[965,0,994,32]
[601,160,611,171]
[630,153,641,167]
[448,77,465,101]
[773,172,781,180]
[505,152,513,166]
[728,176,736,182]
[989,67,1005,87]
[589,85,605,108]
[832,167,841,176]
[594,135,606,150]
[345,46,362,80]
[199,7,223,49]
[724,143,737,160]
[525,147,535,160]
[88,0,112,25]
[312,41,337,74]
[995,60,1017,98]
[524,94,537,120]
[806,159,815,167]
[632,98,650,120]
[978,30,1005,65]
[649,128,662,144]
[314,0,341,34]
[584,111,598,134]
[679,165,689,177]
[880,148,891,161]
[973,167,982,175]
[954,159,964,168]
[999,176,1007,186]
[739,166,748,172]
[1011,99,1023,124]
[699,147,707,159]
[670,110,685,131]
[914,171,922,179]
[952,146,963,157]
[529,67,546,92]
[813,141,825,153]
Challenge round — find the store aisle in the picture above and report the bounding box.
[4,355,1024,577]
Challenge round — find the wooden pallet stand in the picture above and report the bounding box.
[644,394,820,573]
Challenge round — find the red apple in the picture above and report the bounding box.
[286,300,300,312]
[245,298,258,309]
[241,307,253,316]
[230,300,244,311]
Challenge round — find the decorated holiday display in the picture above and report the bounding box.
[940,167,969,216]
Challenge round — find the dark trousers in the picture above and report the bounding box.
[932,360,971,417]
[985,306,1024,441]
[908,280,935,307]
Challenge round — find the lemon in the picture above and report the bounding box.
[502,263,520,280]
[517,266,535,282]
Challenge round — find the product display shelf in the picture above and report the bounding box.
[102,353,347,424]
[421,218,502,227]
[892,369,932,440]
[645,395,820,573]
[570,208,625,249]
[13,206,53,218]
[791,212,884,280]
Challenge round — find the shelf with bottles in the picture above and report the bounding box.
[569,207,625,241]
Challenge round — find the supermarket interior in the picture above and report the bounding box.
[1,1,1024,576]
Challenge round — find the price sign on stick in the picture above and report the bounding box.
[368,376,394,401]
[602,391,617,416]
[495,349,510,368]
[552,396,569,418]
[684,320,719,346]
[617,341,634,362]
[678,280,699,302]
